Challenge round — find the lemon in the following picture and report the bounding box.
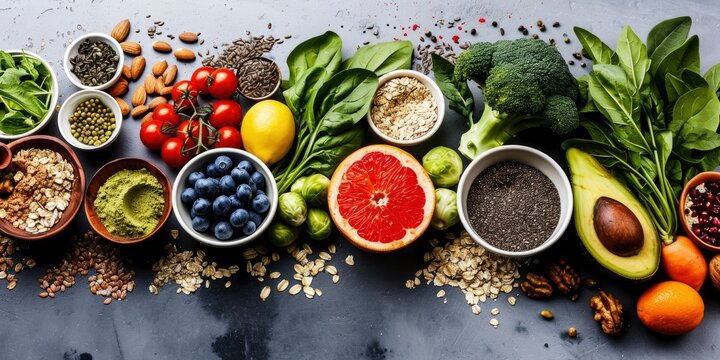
[241,100,295,165]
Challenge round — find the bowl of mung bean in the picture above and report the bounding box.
[63,33,124,90]
[58,89,123,151]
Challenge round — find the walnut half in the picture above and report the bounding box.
[520,272,553,299]
[590,291,624,336]
[544,258,580,295]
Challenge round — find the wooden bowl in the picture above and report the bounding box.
[0,135,86,240]
[680,171,720,252]
[84,158,172,244]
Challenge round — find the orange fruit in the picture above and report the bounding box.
[661,235,707,291]
[328,144,435,252]
[637,281,704,336]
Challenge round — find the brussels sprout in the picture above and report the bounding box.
[290,176,308,194]
[422,146,463,188]
[268,220,299,248]
[431,188,459,231]
[278,192,308,227]
[301,174,331,207]
[305,208,332,240]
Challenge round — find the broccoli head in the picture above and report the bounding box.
[452,38,580,159]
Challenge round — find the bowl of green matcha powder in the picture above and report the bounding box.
[85,158,172,244]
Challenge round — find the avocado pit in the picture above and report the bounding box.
[593,197,644,257]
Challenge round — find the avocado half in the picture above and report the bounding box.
[566,148,660,280]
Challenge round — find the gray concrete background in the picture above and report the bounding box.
[1,0,719,359]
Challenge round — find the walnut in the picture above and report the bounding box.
[544,258,580,295]
[590,291,624,336]
[520,272,553,299]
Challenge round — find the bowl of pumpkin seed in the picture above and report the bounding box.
[58,89,123,151]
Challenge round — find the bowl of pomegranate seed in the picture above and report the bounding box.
[680,171,720,252]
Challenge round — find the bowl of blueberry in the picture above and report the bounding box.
[172,148,278,247]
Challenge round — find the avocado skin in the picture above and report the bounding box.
[566,148,660,281]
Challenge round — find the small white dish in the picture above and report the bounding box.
[457,145,573,258]
[0,50,59,141]
[63,32,123,90]
[172,148,279,248]
[366,69,445,146]
[58,89,123,151]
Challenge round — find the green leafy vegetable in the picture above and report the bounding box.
[430,54,474,126]
[574,27,616,65]
[342,40,413,76]
[0,50,53,135]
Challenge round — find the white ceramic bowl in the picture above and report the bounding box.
[457,145,573,257]
[0,50,59,141]
[57,89,123,151]
[63,32,123,90]
[172,148,279,248]
[366,69,445,146]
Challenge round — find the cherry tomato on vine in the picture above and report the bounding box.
[209,100,243,129]
[208,68,238,99]
[190,66,214,95]
[215,126,243,149]
[171,80,199,109]
[140,119,174,151]
[178,119,216,148]
[152,103,181,127]
[161,137,192,168]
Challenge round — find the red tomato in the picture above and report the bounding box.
[208,68,238,99]
[171,80,199,109]
[161,137,192,168]
[190,66,214,95]
[152,104,181,127]
[209,100,243,129]
[216,126,243,149]
[177,119,216,148]
[140,119,174,151]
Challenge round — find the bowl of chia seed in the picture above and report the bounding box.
[457,145,573,257]
[63,32,123,90]
[235,57,281,101]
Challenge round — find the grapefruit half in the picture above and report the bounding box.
[328,144,435,252]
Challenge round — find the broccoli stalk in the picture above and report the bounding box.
[459,103,540,158]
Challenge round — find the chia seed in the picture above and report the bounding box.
[466,162,560,252]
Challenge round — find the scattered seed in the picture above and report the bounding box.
[315,288,323,297]
[345,255,355,266]
[572,52,582,60]
[540,309,554,320]
[260,285,271,301]
[319,252,332,261]
[289,284,302,295]
[489,318,499,327]
[332,275,340,284]
[170,229,179,239]
[270,271,281,279]
[328,244,336,254]
[437,289,446,298]
[103,298,112,305]
[471,305,481,315]
[277,279,289,292]
[508,296,516,306]
[491,308,500,316]
[225,281,231,288]
[553,21,561,28]
[303,286,315,297]
[568,327,578,337]
[580,62,587,68]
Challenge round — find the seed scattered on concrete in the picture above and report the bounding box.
[345,255,355,266]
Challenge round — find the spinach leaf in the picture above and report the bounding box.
[681,69,708,88]
[653,35,700,84]
[311,69,378,134]
[431,54,475,126]
[670,87,720,136]
[0,111,35,134]
[0,68,29,85]
[285,31,342,88]
[647,16,691,65]
[665,73,693,104]
[306,125,365,176]
[616,26,650,91]
[703,63,720,92]
[342,41,413,76]
[282,66,327,119]
[574,27,616,65]
[0,51,14,69]
[0,82,48,118]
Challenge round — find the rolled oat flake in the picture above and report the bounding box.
[370,76,437,141]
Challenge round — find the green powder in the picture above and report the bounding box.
[94,168,164,238]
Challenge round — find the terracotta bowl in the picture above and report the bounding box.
[680,171,720,252]
[0,135,86,240]
[84,158,172,244]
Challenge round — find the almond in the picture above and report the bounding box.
[130,56,145,81]
[131,105,149,118]
[107,79,129,97]
[142,112,154,123]
[121,65,132,79]
[148,96,168,109]
[111,19,131,42]
[144,75,156,95]
[131,86,147,107]
[152,40,172,53]
[120,41,142,56]
[155,76,166,93]
[174,48,195,62]
[115,97,130,117]
[158,86,173,96]
[151,60,168,76]
[162,65,177,85]
[178,32,199,43]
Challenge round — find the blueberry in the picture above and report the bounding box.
[212,195,232,216]
[230,208,249,228]
[247,180,257,194]
[214,155,234,174]
[181,188,198,205]
[252,194,270,214]
[214,221,234,240]
[236,183,252,202]
[187,172,205,187]
[194,178,219,198]
[206,163,222,178]
[236,160,254,173]
[219,175,236,195]
[256,190,266,197]
[229,195,244,209]
[250,171,266,189]
[192,198,211,216]
[191,216,210,232]
[242,221,257,236]
[248,211,263,226]
[190,207,198,218]
[230,168,250,184]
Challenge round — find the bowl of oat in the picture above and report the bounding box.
[0,135,85,240]
[367,69,445,146]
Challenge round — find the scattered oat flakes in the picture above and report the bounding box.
[170,229,179,239]
[260,285,271,301]
[437,289,446,298]
[471,305,482,315]
[508,296,516,306]
[491,308,500,316]
[225,281,231,288]
[345,255,355,266]
[277,279,289,292]
[490,318,499,327]
[289,284,302,295]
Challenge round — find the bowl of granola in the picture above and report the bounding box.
[0,135,85,240]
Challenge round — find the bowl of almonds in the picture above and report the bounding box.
[63,32,124,90]
[0,135,86,240]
